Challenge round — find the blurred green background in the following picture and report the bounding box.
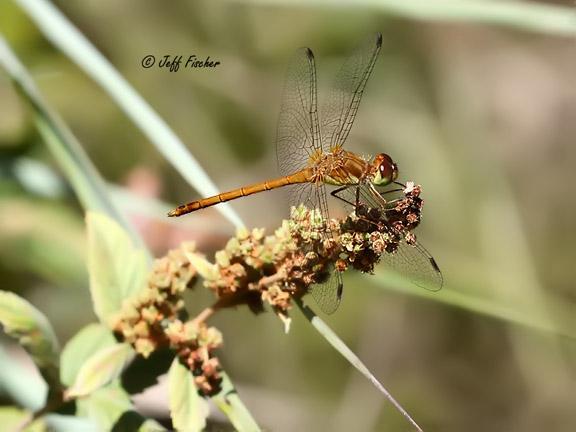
[1,1,575,431]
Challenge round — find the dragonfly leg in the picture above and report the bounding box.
[332,185,375,218]
[379,188,403,196]
[375,186,404,209]
[330,185,357,207]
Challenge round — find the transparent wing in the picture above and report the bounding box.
[286,183,317,210]
[310,271,343,315]
[321,33,382,152]
[275,39,384,314]
[287,182,343,314]
[310,183,343,314]
[276,47,322,178]
[381,241,444,292]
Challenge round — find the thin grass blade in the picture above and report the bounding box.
[0,35,143,249]
[295,299,423,432]
[237,0,576,36]
[212,372,262,432]
[14,0,244,229]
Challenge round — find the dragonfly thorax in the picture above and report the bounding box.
[313,149,367,186]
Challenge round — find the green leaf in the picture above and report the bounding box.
[168,358,209,432]
[64,343,135,400]
[44,414,98,432]
[60,323,116,386]
[0,346,47,411]
[86,212,148,323]
[0,291,60,384]
[0,407,46,432]
[212,373,261,432]
[77,385,165,432]
[295,299,423,432]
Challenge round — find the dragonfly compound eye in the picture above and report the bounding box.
[373,154,396,185]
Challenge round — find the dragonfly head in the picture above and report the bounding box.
[371,153,398,186]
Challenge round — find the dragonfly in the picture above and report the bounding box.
[169,33,443,313]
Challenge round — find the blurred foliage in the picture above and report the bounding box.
[1,0,576,431]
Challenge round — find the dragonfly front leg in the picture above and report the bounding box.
[332,185,386,232]
[333,184,390,215]
[331,185,367,216]
[330,185,354,206]
[377,181,409,209]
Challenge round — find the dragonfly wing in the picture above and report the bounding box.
[311,270,343,315]
[381,241,444,292]
[274,49,342,312]
[290,183,343,314]
[310,181,344,314]
[275,37,383,314]
[286,182,315,210]
[321,33,382,152]
[276,47,322,178]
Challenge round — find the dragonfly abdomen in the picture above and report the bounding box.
[168,169,313,217]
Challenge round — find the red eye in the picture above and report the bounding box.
[391,163,398,181]
[373,153,398,185]
[382,153,393,164]
[379,161,393,181]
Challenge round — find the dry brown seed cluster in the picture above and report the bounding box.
[111,242,225,395]
[384,182,423,235]
[165,320,223,397]
[337,182,424,274]
[111,242,198,357]
[203,206,343,320]
[205,227,274,306]
[203,183,426,318]
[111,182,426,396]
